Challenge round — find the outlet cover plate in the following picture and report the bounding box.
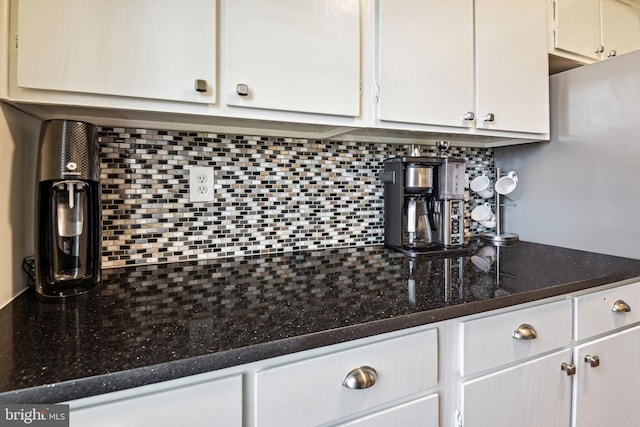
[189,166,215,202]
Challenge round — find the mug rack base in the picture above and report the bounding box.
[480,231,520,244]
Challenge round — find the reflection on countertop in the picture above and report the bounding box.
[1,240,639,403]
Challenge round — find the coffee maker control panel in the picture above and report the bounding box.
[447,200,464,246]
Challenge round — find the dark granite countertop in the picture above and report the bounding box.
[1,240,639,404]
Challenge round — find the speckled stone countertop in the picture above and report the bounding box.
[1,240,639,404]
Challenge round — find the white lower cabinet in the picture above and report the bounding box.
[68,374,242,427]
[572,325,640,427]
[458,299,573,427]
[461,349,572,427]
[336,393,439,427]
[457,279,640,427]
[571,281,640,427]
[254,328,438,427]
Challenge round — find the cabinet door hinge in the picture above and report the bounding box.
[456,408,463,427]
[374,81,381,103]
[15,34,18,49]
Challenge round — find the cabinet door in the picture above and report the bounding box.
[475,0,549,134]
[461,350,572,427]
[337,394,439,427]
[17,0,216,104]
[601,0,640,58]
[378,0,474,128]
[223,0,360,116]
[69,374,242,427]
[573,325,640,427]
[553,0,602,60]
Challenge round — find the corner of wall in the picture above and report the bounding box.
[0,103,40,308]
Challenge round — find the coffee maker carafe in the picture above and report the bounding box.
[35,120,101,300]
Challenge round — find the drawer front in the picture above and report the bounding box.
[69,374,242,427]
[574,281,640,340]
[461,299,572,376]
[337,393,439,427]
[255,328,438,427]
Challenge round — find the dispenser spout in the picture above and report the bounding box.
[68,182,75,210]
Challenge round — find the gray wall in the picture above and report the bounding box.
[495,50,640,260]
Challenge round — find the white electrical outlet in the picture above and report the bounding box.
[189,166,215,202]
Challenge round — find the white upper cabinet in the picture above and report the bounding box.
[223,0,361,117]
[4,0,551,144]
[601,0,640,58]
[377,0,549,136]
[378,0,474,128]
[553,0,602,60]
[475,0,549,134]
[550,0,640,63]
[16,0,216,103]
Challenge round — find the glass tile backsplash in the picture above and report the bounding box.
[99,127,494,268]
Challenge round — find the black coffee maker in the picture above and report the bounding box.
[381,144,467,256]
[35,120,101,300]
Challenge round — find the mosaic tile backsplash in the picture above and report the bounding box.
[98,127,494,268]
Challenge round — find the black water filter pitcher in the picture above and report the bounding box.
[35,120,101,300]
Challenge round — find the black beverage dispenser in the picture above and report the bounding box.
[35,120,101,300]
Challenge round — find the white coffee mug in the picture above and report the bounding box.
[479,218,496,229]
[477,245,497,260]
[495,171,518,197]
[470,175,494,199]
[471,203,495,223]
[471,245,497,272]
[471,255,492,272]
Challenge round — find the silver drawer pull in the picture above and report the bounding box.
[342,366,377,389]
[561,362,576,376]
[612,300,631,313]
[585,354,600,368]
[236,83,249,96]
[194,79,207,93]
[512,323,537,340]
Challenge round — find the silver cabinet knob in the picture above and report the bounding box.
[194,79,208,93]
[513,323,537,340]
[236,83,249,96]
[342,366,377,389]
[561,362,576,376]
[612,300,631,313]
[584,355,600,368]
[483,113,495,122]
[463,112,475,121]
[608,50,617,58]
[595,45,605,53]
